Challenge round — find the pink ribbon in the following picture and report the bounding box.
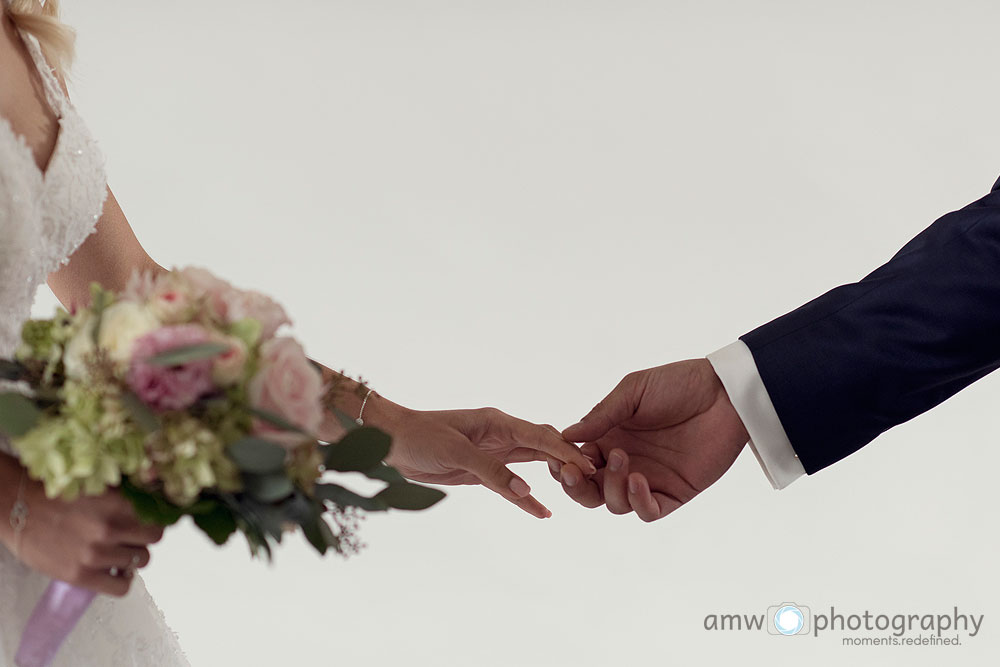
[14,580,96,667]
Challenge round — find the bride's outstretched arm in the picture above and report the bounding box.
[46,194,595,518]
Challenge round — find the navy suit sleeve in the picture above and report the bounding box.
[741,176,1000,474]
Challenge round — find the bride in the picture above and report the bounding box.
[0,1,594,664]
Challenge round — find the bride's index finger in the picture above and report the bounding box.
[512,421,597,475]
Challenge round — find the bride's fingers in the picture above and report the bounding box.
[504,447,549,464]
[508,493,552,519]
[506,419,597,475]
[456,446,546,514]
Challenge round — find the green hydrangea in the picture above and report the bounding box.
[14,380,146,500]
[147,414,242,506]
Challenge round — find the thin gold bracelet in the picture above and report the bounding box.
[356,389,376,426]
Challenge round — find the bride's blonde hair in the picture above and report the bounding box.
[5,0,74,78]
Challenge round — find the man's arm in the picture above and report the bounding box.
[742,176,1000,475]
[558,175,1000,519]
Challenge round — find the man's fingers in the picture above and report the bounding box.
[628,473,684,522]
[559,463,604,509]
[563,374,640,443]
[602,449,632,515]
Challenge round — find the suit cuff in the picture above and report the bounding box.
[707,340,805,490]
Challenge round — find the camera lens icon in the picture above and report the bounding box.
[767,603,811,636]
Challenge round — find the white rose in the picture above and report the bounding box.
[97,302,161,365]
[63,314,96,380]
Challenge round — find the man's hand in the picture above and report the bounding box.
[554,359,749,522]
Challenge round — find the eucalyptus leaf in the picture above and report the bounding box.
[314,483,388,512]
[374,482,446,511]
[324,427,391,472]
[227,437,287,474]
[193,503,238,545]
[243,472,295,503]
[120,391,161,434]
[319,517,340,551]
[248,407,307,435]
[299,513,328,556]
[0,392,41,438]
[147,342,229,367]
[120,479,184,526]
[0,360,24,381]
[363,463,406,484]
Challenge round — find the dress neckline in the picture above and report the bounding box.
[1,25,67,181]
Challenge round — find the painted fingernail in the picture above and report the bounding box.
[509,477,531,498]
[628,477,639,494]
[562,468,579,487]
[609,451,624,472]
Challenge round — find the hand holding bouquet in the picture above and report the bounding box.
[0,267,443,667]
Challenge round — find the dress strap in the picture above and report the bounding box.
[18,31,67,117]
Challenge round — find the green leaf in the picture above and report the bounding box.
[227,437,287,474]
[89,285,112,345]
[243,472,295,503]
[120,391,161,434]
[120,478,184,526]
[374,482,446,511]
[192,503,238,545]
[296,507,328,556]
[313,483,388,512]
[147,342,230,367]
[0,392,41,438]
[319,517,340,551]
[248,407,307,435]
[0,360,24,381]
[331,408,361,433]
[363,463,406,484]
[324,426,391,472]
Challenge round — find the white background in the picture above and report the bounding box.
[33,1,1000,665]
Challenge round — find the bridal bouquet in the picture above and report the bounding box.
[0,267,444,667]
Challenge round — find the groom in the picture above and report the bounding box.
[553,174,1000,521]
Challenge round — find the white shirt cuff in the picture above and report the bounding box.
[707,340,805,490]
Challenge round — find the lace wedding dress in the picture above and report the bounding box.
[0,28,190,667]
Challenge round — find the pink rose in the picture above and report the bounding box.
[178,266,290,338]
[177,266,236,324]
[248,337,323,446]
[127,325,216,412]
[221,290,291,340]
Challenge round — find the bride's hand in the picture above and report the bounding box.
[0,453,163,597]
[362,401,596,518]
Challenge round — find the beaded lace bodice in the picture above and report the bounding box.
[0,27,190,667]
[0,35,107,359]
